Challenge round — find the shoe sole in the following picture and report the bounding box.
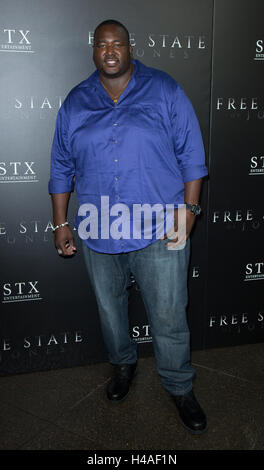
[106,368,138,404]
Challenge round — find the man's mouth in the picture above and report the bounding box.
[104,58,119,66]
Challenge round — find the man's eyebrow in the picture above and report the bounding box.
[95,39,124,43]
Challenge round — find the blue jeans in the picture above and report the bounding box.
[82,237,195,396]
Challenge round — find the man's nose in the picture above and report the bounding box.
[104,43,116,53]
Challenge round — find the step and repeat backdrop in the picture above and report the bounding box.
[0,0,263,375]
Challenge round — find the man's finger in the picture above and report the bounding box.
[56,242,76,256]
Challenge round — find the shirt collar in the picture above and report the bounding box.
[85,59,152,92]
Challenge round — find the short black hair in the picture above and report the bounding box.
[94,19,130,44]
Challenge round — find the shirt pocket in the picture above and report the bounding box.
[125,104,165,132]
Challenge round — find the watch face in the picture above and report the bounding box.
[194,206,201,215]
[186,203,201,215]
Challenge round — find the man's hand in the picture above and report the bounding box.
[54,226,77,256]
[162,208,196,248]
[162,178,202,248]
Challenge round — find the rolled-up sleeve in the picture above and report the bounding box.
[48,102,75,194]
[171,84,208,183]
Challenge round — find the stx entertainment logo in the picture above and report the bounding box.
[0,161,38,183]
[244,262,264,281]
[0,29,34,53]
[131,324,152,343]
[255,39,264,61]
[249,155,264,175]
[2,281,41,303]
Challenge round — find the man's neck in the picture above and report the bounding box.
[99,63,134,95]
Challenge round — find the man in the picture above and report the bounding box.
[49,19,208,435]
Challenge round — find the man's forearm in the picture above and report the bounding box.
[184,178,202,205]
[51,192,71,226]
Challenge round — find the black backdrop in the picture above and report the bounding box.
[0,0,263,375]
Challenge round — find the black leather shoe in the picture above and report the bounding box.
[107,362,137,403]
[172,390,207,434]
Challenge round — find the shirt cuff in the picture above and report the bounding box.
[48,178,74,194]
[181,164,208,183]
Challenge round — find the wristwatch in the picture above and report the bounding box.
[185,203,202,216]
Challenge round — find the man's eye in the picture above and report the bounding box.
[94,43,125,49]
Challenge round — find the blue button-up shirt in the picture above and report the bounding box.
[49,60,208,253]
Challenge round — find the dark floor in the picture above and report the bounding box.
[0,342,263,450]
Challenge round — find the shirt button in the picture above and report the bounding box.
[114,140,118,144]
[114,159,118,162]
[113,123,118,126]
[115,176,119,181]
[116,195,120,200]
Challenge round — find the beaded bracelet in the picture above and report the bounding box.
[53,221,69,232]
